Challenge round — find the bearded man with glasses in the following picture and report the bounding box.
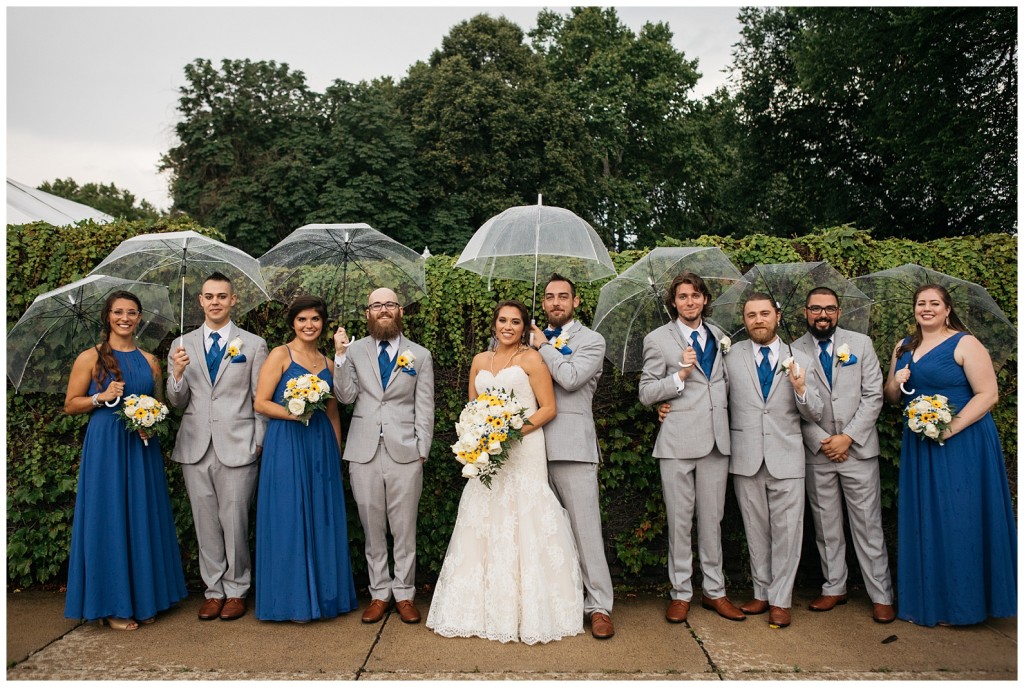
[333,288,435,625]
[793,287,895,624]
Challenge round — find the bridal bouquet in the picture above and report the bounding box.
[904,394,957,445]
[283,373,332,426]
[117,394,170,446]
[451,387,531,489]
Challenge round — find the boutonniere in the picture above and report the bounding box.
[552,335,573,355]
[777,355,797,376]
[224,337,243,359]
[835,343,857,366]
[719,336,731,354]
[396,349,417,375]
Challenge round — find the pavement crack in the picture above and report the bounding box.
[354,611,390,680]
[686,621,724,680]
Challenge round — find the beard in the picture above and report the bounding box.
[544,307,572,328]
[806,318,837,341]
[747,324,777,345]
[368,310,403,340]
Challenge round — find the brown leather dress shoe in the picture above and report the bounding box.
[361,599,389,624]
[395,600,421,624]
[665,600,690,623]
[701,596,746,621]
[198,597,225,621]
[590,612,615,639]
[768,605,791,628]
[809,593,848,612]
[872,603,896,623]
[220,597,246,621]
[739,598,769,615]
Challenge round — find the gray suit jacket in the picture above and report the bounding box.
[538,323,604,464]
[725,341,823,479]
[333,335,435,464]
[166,325,268,467]
[793,328,883,463]
[639,320,730,459]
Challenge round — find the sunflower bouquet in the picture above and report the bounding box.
[116,394,170,446]
[283,373,332,426]
[450,387,531,489]
[905,394,957,445]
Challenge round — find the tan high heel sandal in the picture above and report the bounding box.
[101,616,139,631]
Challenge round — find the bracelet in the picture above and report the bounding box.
[91,393,101,407]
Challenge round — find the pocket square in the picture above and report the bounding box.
[401,367,417,376]
[838,353,858,367]
[230,355,247,363]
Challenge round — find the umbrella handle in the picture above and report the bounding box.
[900,383,915,396]
[105,396,121,408]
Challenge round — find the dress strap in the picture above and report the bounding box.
[285,345,295,362]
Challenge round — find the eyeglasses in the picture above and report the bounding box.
[111,309,141,318]
[367,302,400,312]
[806,305,839,315]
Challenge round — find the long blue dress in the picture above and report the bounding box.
[896,332,1017,626]
[254,354,358,621]
[64,349,188,621]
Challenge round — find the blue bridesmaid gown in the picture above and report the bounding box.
[254,355,358,621]
[64,349,188,621]
[896,332,1017,626]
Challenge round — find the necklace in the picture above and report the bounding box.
[490,345,524,375]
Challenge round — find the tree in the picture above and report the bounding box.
[38,178,160,221]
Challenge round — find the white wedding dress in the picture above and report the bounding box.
[426,366,584,644]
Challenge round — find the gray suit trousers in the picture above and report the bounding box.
[348,438,423,602]
[660,447,730,601]
[805,457,893,604]
[548,461,614,615]
[733,463,804,608]
[181,443,259,599]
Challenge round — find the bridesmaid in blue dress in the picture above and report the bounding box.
[884,283,1017,626]
[253,295,358,622]
[63,291,187,630]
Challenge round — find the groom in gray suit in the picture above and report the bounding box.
[528,274,616,639]
[726,293,822,629]
[167,272,268,621]
[640,273,745,624]
[333,287,434,625]
[793,287,895,623]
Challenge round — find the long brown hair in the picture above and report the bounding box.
[895,283,967,357]
[93,290,142,385]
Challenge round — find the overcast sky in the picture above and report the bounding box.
[7,4,743,211]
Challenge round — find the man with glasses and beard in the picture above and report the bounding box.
[792,287,895,623]
[726,293,822,629]
[334,288,435,625]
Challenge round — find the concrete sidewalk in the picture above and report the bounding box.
[6,588,1016,680]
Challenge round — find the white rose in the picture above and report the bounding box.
[914,400,932,414]
[509,414,524,430]
[934,394,949,405]
[908,417,923,431]
[140,415,155,428]
[938,409,952,423]
[308,390,321,403]
[487,441,502,455]
[461,463,480,478]
[476,453,490,465]
[924,424,940,439]
[139,396,156,410]
[295,376,311,389]
[287,398,307,416]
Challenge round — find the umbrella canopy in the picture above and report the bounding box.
[89,231,269,332]
[711,261,873,346]
[7,274,176,392]
[455,200,616,313]
[593,247,742,372]
[7,178,114,226]
[258,223,426,323]
[854,264,1016,369]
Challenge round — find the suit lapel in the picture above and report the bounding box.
[365,339,385,392]
[187,328,212,389]
[743,345,764,402]
[211,325,233,390]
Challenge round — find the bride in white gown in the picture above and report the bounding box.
[427,300,584,644]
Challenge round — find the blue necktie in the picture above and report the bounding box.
[690,331,708,376]
[757,346,773,400]
[378,341,396,390]
[206,331,222,383]
[543,327,562,340]
[819,340,833,388]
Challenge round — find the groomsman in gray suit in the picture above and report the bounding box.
[528,274,616,639]
[167,272,268,622]
[726,293,822,629]
[640,273,745,624]
[333,287,434,625]
[793,287,895,623]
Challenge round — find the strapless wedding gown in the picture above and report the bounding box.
[426,365,584,644]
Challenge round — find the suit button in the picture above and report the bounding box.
[764,409,769,414]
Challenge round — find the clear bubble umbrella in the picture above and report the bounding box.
[592,246,742,372]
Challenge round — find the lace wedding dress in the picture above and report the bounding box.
[426,365,584,644]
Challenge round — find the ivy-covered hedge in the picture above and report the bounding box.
[7,220,1016,593]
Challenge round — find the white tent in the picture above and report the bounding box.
[7,178,114,226]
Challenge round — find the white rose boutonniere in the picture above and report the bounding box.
[396,350,417,376]
[225,337,243,359]
[778,356,797,376]
[719,336,731,354]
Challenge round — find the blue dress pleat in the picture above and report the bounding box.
[254,361,358,621]
[896,332,1017,626]
[64,349,188,621]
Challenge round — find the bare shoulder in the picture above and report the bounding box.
[74,346,100,367]
[516,347,545,371]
